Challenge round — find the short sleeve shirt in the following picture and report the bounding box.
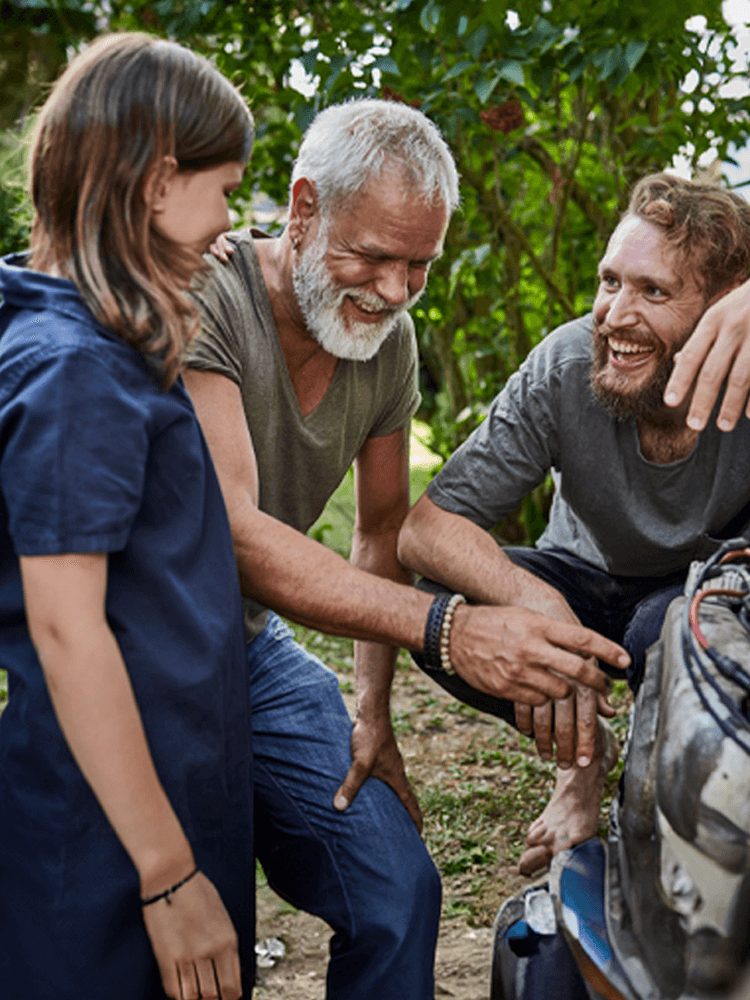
[186,231,421,634]
[428,315,750,577]
[0,257,255,996]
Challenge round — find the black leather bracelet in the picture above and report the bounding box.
[140,867,199,907]
[423,594,451,670]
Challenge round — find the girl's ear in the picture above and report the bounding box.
[143,155,180,213]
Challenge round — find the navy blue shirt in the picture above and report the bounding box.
[0,256,254,999]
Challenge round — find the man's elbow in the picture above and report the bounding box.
[397,496,432,571]
[222,484,261,541]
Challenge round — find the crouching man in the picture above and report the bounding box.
[398,172,750,876]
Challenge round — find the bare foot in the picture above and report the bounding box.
[518,718,619,876]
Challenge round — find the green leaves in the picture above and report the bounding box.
[372,54,400,76]
[443,59,474,82]
[4,0,744,545]
[624,39,648,72]
[474,73,501,103]
[497,59,525,86]
[420,0,443,33]
[464,24,489,60]
[586,40,649,89]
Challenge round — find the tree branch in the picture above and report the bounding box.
[516,136,612,242]
[464,162,577,320]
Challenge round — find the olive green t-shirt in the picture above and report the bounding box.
[186,230,420,639]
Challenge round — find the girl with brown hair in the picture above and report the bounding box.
[0,33,255,999]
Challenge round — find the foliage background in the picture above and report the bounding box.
[2,0,749,538]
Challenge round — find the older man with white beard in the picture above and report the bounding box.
[182,99,627,999]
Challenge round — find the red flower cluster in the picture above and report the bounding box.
[480,100,525,135]
[380,85,422,109]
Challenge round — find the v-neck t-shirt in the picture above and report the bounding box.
[187,230,420,637]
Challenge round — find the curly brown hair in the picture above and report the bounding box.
[627,172,750,301]
[29,33,254,386]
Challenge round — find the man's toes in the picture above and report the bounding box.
[524,818,548,845]
[519,844,551,877]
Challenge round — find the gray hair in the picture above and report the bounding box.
[290,98,460,217]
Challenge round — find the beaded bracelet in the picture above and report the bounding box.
[423,592,466,675]
[439,593,466,675]
[141,867,199,907]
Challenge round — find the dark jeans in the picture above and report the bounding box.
[413,547,687,729]
[251,613,440,999]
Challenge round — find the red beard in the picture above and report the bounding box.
[589,320,680,421]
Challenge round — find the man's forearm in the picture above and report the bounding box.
[330,519,423,822]
[353,641,396,718]
[399,494,577,623]
[349,522,411,714]
[232,505,431,648]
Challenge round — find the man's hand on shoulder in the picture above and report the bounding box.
[334,712,423,833]
[665,277,750,432]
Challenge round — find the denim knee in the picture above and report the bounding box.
[411,846,441,921]
[389,841,441,935]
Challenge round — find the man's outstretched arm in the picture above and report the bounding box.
[399,493,619,768]
[183,368,430,647]
[184,371,627,764]
[399,493,574,617]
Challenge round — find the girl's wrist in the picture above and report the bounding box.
[141,866,200,907]
[137,842,196,899]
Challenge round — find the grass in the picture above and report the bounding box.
[288,625,355,674]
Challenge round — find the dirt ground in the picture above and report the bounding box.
[254,899,496,999]
[252,650,544,1000]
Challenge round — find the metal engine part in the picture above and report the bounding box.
[608,548,750,998]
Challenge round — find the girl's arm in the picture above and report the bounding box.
[20,551,242,1000]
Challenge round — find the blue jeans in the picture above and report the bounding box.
[414,547,687,728]
[249,613,441,999]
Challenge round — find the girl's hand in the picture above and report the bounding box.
[208,232,234,263]
[142,870,242,1000]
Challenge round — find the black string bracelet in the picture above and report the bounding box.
[423,594,451,670]
[141,867,199,907]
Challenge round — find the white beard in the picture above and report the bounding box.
[291,226,423,362]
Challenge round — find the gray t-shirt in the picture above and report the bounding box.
[187,230,420,636]
[428,315,750,577]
